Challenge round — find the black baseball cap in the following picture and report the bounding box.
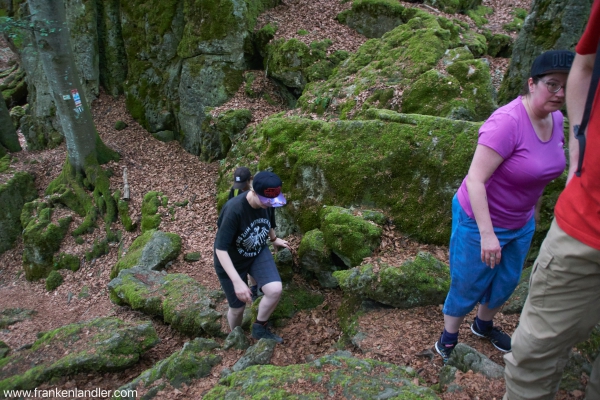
[232,167,252,189]
[530,50,575,77]
[253,171,286,207]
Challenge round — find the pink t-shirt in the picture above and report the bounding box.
[457,96,566,229]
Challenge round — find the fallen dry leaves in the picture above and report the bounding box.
[0,0,589,399]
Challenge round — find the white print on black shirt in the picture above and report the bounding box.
[236,218,271,257]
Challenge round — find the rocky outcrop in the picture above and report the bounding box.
[498,0,592,104]
[110,229,181,278]
[0,318,158,391]
[303,9,497,121]
[108,267,222,337]
[219,111,481,244]
[115,338,221,399]
[0,172,37,255]
[204,352,439,399]
[439,344,504,392]
[0,308,36,329]
[334,252,450,308]
[230,338,277,373]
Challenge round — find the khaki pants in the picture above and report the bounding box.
[504,219,600,400]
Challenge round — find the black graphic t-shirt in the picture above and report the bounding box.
[214,192,276,274]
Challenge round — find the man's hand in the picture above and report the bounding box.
[272,237,290,250]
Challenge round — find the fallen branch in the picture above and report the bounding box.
[122,167,130,200]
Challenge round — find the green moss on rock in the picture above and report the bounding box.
[204,352,439,399]
[334,252,450,308]
[141,191,162,232]
[108,268,222,337]
[0,309,36,329]
[0,318,158,392]
[53,253,80,272]
[45,270,63,291]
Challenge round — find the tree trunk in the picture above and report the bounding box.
[0,94,22,152]
[27,0,114,173]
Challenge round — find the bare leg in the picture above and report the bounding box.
[444,314,465,334]
[256,281,282,321]
[227,306,245,330]
[477,303,503,321]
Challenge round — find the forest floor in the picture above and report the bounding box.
[0,0,589,399]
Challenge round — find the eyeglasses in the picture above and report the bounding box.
[540,79,566,94]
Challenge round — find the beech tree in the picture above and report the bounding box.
[27,0,117,172]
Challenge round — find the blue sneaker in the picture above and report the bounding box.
[435,339,456,364]
[471,322,511,352]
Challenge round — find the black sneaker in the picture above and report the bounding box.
[435,340,456,364]
[250,285,259,302]
[471,322,511,352]
[252,322,283,344]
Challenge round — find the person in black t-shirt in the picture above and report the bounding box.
[214,171,290,343]
[228,167,252,200]
[227,167,260,299]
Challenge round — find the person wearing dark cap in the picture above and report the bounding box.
[434,50,574,363]
[214,171,290,343]
[504,3,600,398]
[229,167,252,200]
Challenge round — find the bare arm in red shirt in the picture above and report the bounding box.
[566,52,595,183]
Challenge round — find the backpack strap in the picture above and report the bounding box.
[574,40,600,177]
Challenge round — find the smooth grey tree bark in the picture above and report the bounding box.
[0,94,21,152]
[27,0,108,172]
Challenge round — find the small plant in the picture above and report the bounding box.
[504,8,527,32]
[114,120,128,130]
[46,270,63,291]
[297,29,309,36]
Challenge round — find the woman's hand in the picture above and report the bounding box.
[480,232,502,268]
[272,237,290,250]
[233,280,253,303]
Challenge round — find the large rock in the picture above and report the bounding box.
[121,0,279,160]
[0,317,158,391]
[21,200,72,281]
[309,6,496,120]
[249,284,324,327]
[219,110,481,244]
[320,206,382,268]
[445,343,504,379]
[110,229,181,278]
[115,338,221,399]
[498,0,592,104]
[204,352,439,399]
[108,267,222,336]
[0,172,37,255]
[298,228,338,287]
[231,338,277,372]
[334,252,450,308]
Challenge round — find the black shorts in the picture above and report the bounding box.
[216,247,281,308]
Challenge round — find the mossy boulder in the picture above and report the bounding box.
[219,110,480,244]
[110,229,181,278]
[151,130,174,142]
[336,0,412,39]
[487,33,513,58]
[320,206,382,268]
[114,338,221,399]
[425,0,482,14]
[301,8,496,120]
[265,38,348,96]
[108,267,222,337]
[45,270,64,291]
[204,352,439,399]
[445,343,504,379]
[200,108,253,160]
[0,172,37,255]
[0,65,27,108]
[21,200,73,281]
[0,317,158,392]
[0,342,9,360]
[334,252,450,308]
[298,229,335,286]
[498,0,592,105]
[0,308,36,329]
[273,247,294,283]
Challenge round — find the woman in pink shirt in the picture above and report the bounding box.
[435,50,573,363]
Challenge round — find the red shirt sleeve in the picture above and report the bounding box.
[576,0,600,54]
